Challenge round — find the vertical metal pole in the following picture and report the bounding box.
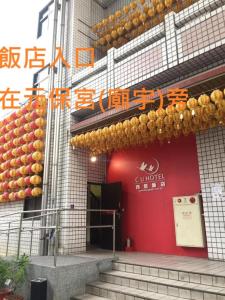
[54,210,59,267]
[6,222,10,256]
[17,213,23,259]
[113,210,116,258]
[30,218,34,256]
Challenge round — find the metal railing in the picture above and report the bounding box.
[0,207,116,267]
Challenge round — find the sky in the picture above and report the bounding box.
[0,0,46,119]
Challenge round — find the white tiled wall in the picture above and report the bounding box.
[196,127,225,260]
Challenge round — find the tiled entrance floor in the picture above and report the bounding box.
[79,250,225,277]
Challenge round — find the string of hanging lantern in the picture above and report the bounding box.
[0,99,46,203]
[70,89,225,155]
[92,0,196,52]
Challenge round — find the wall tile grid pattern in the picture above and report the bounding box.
[196,127,225,261]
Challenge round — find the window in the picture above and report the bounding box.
[23,197,42,219]
[37,1,53,38]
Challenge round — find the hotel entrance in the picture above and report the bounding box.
[87,182,123,251]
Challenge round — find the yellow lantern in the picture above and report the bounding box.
[19,166,27,176]
[130,1,137,9]
[123,120,131,129]
[139,114,148,124]
[132,18,140,27]
[139,13,147,23]
[156,108,166,118]
[105,34,112,43]
[111,30,118,40]
[115,10,122,18]
[147,120,155,130]
[156,2,165,13]
[17,178,26,188]
[34,129,44,139]
[117,27,124,36]
[211,89,223,103]
[123,5,130,14]
[31,187,42,197]
[156,117,164,128]
[165,0,173,8]
[30,175,42,185]
[176,101,186,112]
[9,192,16,201]
[164,115,173,126]
[166,105,176,115]
[17,190,26,199]
[130,117,139,126]
[198,94,210,107]
[204,103,216,116]
[148,7,156,17]
[33,140,44,151]
[125,21,133,31]
[148,110,157,120]
[187,97,198,109]
[31,163,43,174]
[32,151,43,162]
[22,144,29,153]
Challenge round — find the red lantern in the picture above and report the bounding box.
[3,182,9,191]
[30,122,38,130]
[28,142,35,152]
[5,161,11,169]
[24,176,31,186]
[16,169,21,177]
[0,146,4,153]
[16,158,22,166]
[25,164,33,174]
[28,132,35,141]
[9,130,16,139]
[11,112,17,120]
[30,111,38,119]
[0,136,6,144]
[27,154,35,163]
[17,147,24,156]
[25,188,32,197]
[3,192,9,201]
[18,137,25,145]
[18,126,26,135]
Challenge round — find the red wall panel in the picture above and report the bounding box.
[107,134,208,258]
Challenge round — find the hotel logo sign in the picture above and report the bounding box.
[135,158,166,192]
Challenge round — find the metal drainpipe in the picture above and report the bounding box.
[48,0,67,255]
[40,0,60,256]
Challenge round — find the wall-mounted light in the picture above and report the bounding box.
[90,156,97,163]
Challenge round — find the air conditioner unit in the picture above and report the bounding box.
[173,194,206,248]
